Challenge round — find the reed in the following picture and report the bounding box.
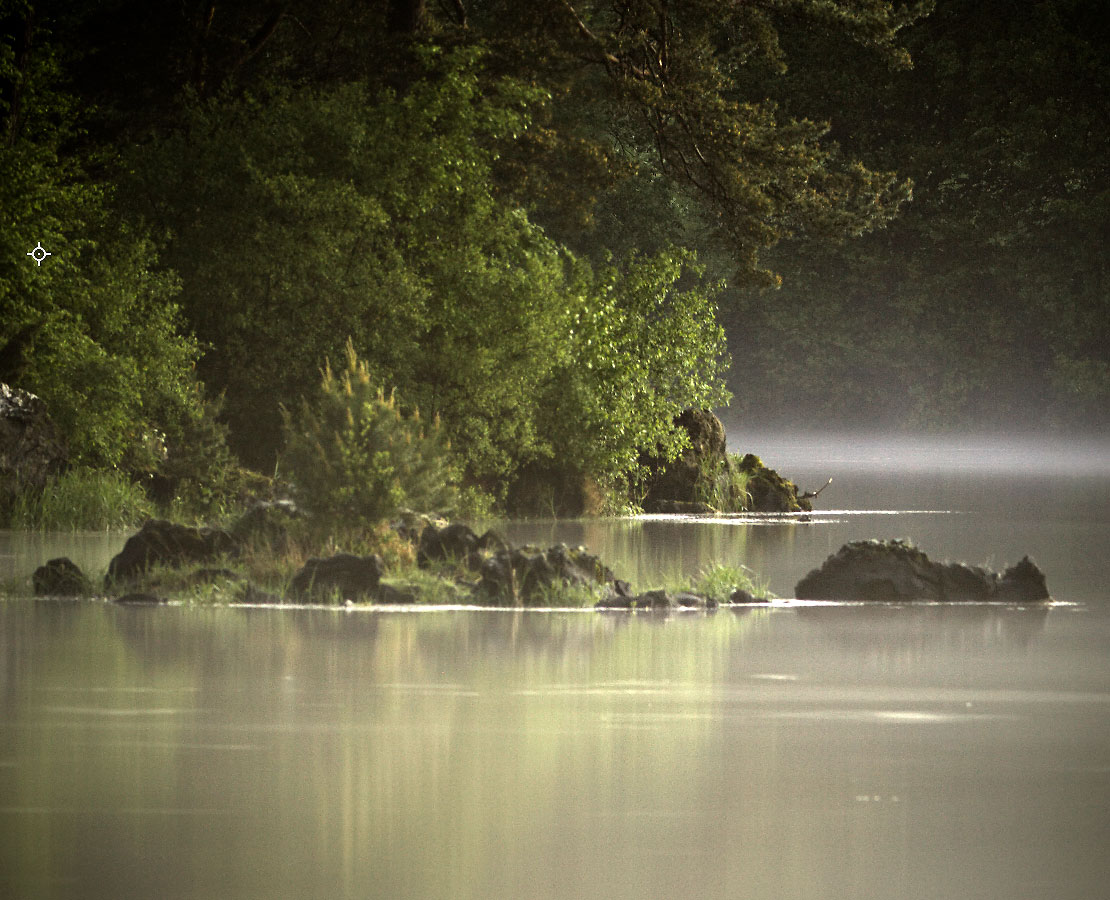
[9,468,154,530]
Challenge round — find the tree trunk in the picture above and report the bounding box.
[386,0,426,34]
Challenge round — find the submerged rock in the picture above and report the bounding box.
[596,587,717,610]
[290,553,383,602]
[113,592,169,605]
[106,520,237,585]
[648,500,718,515]
[33,557,91,597]
[794,539,1050,603]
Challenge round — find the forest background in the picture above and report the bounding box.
[2,0,1107,522]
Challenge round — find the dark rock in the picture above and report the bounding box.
[33,557,91,597]
[674,591,715,609]
[106,520,237,585]
[113,592,168,605]
[477,529,509,555]
[728,587,764,604]
[290,553,383,602]
[417,522,481,569]
[31,557,89,599]
[477,553,514,601]
[641,409,729,510]
[107,520,236,584]
[636,589,676,609]
[230,500,300,549]
[794,539,1051,603]
[597,588,676,610]
[375,583,423,604]
[0,383,68,513]
[737,454,811,513]
[996,557,1051,603]
[478,542,617,605]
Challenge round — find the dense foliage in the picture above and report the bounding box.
[724,0,1109,431]
[2,0,1104,523]
[1,6,206,474]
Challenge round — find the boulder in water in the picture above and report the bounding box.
[33,557,91,596]
[106,520,237,585]
[794,539,1050,603]
[290,553,383,602]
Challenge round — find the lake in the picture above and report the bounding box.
[2,434,1109,899]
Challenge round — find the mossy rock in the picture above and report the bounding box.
[737,454,811,513]
[641,409,729,511]
[33,557,92,597]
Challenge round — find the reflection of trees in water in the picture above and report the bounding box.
[0,602,82,710]
[794,605,1049,655]
[495,517,802,593]
[101,605,770,695]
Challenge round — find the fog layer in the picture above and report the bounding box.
[727,431,1110,476]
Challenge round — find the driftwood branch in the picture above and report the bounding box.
[797,477,833,501]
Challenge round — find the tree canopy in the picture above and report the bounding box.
[2,0,1104,516]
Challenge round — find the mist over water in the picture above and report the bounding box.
[727,430,1110,477]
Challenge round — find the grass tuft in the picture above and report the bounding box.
[8,468,154,530]
[692,561,774,602]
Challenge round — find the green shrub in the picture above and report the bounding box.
[281,341,456,524]
[9,467,154,530]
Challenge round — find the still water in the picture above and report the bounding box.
[2,436,1109,899]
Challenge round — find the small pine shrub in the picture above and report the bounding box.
[281,340,456,524]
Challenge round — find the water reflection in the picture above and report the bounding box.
[795,604,1050,652]
[3,601,1109,900]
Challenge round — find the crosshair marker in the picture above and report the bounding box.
[27,242,52,266]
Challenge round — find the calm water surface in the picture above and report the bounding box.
[2,437,1109,899]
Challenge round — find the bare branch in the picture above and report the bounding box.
[229,4,289,73]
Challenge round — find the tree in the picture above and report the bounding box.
[724,0,1110,431]
[281,340,455,522]
[1,1,207,474]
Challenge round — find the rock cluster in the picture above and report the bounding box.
[476,541,616,605]
[639,410,812,514]
[794,539,1050,603]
